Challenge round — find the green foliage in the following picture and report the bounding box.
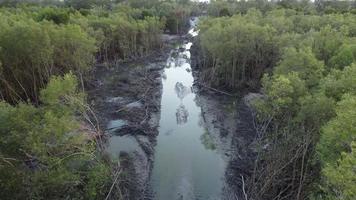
[199,14,276,90]
[158,2,192,34]
[0,18,53,103]
[322,143,356,200]
[199,4,356,93]
[274,47,325,88]
[0,3,173,199]
[0,1,353,199]
[321,64,356,101]
[200,131,216,151]
[296,93,335,131]
[207,0,232,17]
[262,72,307,118]
[201,4,355,199]
[329,44,356,69]
[199,13,356,200]
[0,74,110,199]
[312,25,345,66]
[314,94,356,200]
[85,162,111,200]
[0,3,167,103]
[263,9,294,34]
[86,13,164,61]
[48,23,96,73]
[65,0,96,10]
[40,73,82,108]
[0,9,98,103]
[317,94,356,166]
[36,7,71,24]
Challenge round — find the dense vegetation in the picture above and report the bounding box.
[196,0,355,199]
[0,0,194,199]
[0,5,166,104]
[0,0,198,105]
[0,74,111,199]
[1,0,355,199]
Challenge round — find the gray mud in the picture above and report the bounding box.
[191,37,258,199]
[88,21,257,200]
[190,83,258,200]
[87,34,182,199]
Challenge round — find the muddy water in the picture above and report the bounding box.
[150,19,226,200]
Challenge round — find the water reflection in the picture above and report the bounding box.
[175,82,191,100]
[167,43,193,69]
[176,104,189,125]
[151,17,225,200]
[106,135,140,159]
[200,131,216,151]
[188,29,199,37]
[175,82,191,125]
[106,119,127,131]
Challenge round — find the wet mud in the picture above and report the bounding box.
[191,36,258,200]
[88,17,258,200]
[87,34,182,199]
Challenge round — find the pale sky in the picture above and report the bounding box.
[191,0,210,3]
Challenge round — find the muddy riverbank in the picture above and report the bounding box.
[190,88,258,200]
[190,34,258,199]
[87,34,184,199]
[87,18,258,200]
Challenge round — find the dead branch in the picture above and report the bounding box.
[105,162,122,200]
[241,175,248,200]
[115,88,151,113]
[0,155,17,167]
[197,82,234,96]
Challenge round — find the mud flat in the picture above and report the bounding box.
[87,17,258,200]
[190,36,258,200]
[87,34,182,199]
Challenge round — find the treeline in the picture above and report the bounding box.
[0,0,197,105]
[198,2,356,91]
[0,3,174,104]
[0,8,96,104]
[0,1,194,199]
[206,0,356,17]
[196,1,356,199]
[0,0,195,34]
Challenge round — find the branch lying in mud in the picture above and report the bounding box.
[241,175,248,200]
[115,88,151,113]
[248,131,314,200]
[105,162,122,200]
[140,106,149,124]
[197,83,234,96]
[64,95,106,150]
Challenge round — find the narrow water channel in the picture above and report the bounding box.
[150,18,226,200]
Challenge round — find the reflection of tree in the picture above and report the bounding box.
[200,130,216,151]
[175,82,190,125]
[175,82,191,100]
[171,47,190,67]
[176,104,189,125]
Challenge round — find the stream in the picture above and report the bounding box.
[150,18,226,200]
[96,17,250,200]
